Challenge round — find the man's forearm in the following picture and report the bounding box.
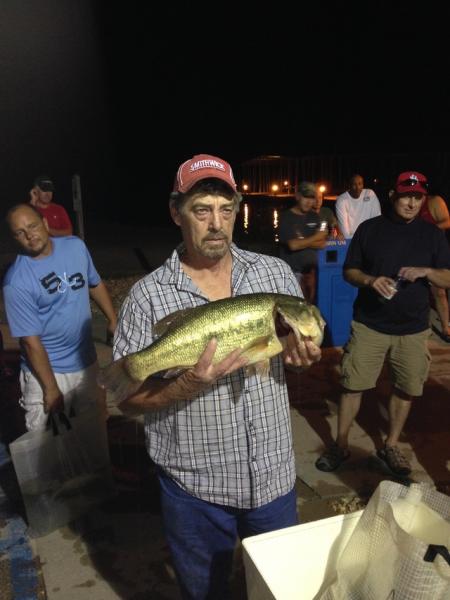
[396,266,450,288]
[119,370,212,416]
[344,268,376,288]
[286,231,327,251]
[116,337,250,416]
[20,336,60,395]
[437,219,450,230]
[90,282,117,327]
[424,268,450,288]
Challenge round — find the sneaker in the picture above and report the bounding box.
[315,444,350,472]
[377,445,411,476]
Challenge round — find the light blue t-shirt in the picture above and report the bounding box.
[3,236,101,372]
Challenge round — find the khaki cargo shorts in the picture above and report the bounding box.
[341,321,431,396]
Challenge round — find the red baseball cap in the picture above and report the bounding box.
[395,171,428,195]
[174,154,237,193]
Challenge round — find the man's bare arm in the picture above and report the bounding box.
[344,267,397,299]
[398,266,450,288]
[286,230,327,251]
[20,335,64,413]
[118,339,248,416]
[89,281,117,337]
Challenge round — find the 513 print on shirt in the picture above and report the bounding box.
[39,271,85,294]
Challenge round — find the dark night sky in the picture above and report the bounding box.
[1,1,450,227]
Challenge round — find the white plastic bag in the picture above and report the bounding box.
[319,480,450,600]
[9,406,115,537]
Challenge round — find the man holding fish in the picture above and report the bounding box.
[110,154,322,599]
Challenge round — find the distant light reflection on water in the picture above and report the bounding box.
[235,196,294,255]
[273,209,279,243]
[243,203,249,231]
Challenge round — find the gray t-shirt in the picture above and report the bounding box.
[278,209,321,273]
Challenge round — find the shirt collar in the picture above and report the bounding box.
[156,242,260,295]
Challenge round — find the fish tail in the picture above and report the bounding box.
[98,358,141,405]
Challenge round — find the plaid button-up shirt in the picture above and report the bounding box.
[114,244,302,508]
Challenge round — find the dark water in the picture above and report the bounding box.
[234,195,294,256]
[234,195,338,256]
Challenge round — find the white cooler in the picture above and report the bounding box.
[242,510,363,600]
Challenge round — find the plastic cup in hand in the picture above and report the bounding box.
[382,277,404,300]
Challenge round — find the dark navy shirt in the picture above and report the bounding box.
[344,214,450,335]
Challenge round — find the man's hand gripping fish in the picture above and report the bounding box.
[99,293,325,402]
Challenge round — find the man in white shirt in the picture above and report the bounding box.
[335,174,381,238]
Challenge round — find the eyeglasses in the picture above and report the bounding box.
[398,178,428,189]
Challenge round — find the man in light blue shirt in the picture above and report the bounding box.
[3,204,117,430]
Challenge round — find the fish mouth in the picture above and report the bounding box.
[275,314,313,341]
[275,312,322,345]
[275,314,292,338]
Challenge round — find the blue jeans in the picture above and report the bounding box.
[158,470,297,600]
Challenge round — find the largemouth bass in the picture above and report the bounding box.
[100,293,325,399]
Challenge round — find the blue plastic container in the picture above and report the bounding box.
[317,240,357,347]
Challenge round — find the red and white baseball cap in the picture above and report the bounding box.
[174,154,237,193]
[395,171,428,195]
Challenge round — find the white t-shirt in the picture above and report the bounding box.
[335,188,381,238]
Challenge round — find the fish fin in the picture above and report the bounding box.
[242,336,283,379]
[245,359,271,379]
[98,358,142,405]
[243,335,283,363]
[153,308,192,337]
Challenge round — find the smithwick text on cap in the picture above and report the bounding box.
[190,158,226,173]
[174,154,237,194]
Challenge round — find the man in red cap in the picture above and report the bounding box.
[30,175,73,237]
[316,170,450,477]
[113,154,322,598]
